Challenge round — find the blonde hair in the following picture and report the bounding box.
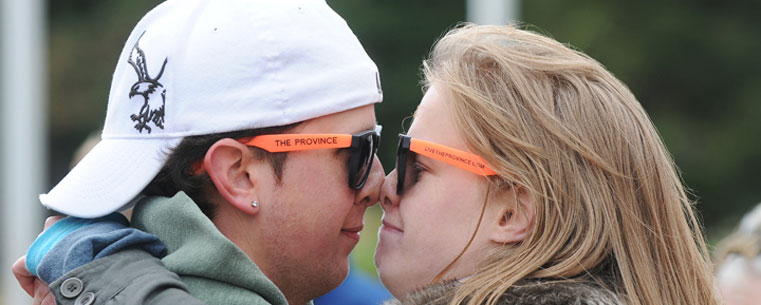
[714,203,761,271]
[423,24,719,305]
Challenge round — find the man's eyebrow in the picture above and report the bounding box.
[334,122,378,156]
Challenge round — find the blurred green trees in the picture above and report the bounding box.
[47,0,761,242]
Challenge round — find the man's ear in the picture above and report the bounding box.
[488,185,536,244]
[204,138,261,216]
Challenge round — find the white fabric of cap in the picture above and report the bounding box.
[41,0,383,218]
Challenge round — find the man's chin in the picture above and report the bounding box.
[337,234,360,257]
[316,259,350,296]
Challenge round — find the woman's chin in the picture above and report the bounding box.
[373,242,390,271]
[375,268,406,301]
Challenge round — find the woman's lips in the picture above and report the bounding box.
[380,220,403,234]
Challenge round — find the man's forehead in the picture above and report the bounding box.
[339,116,377,134]
[347,108,378,133]
[358,120,379,133]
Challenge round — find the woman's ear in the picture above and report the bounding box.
[204,138,262,216]
[488,185,536,244]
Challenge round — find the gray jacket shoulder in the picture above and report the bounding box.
[49,248,207,305]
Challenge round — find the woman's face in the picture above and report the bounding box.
[374,85,504,298]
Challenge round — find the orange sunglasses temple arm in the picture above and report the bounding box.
[409,139,497,176]
[242,134,353,152]
[192,134,354,175]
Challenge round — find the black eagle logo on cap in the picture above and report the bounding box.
[128,32,168,133]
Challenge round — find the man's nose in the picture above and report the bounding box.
[379,168,400,210]
[355,156,384,207]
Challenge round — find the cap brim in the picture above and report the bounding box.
[40,137,181,218]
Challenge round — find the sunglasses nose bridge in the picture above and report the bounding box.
[350,131,382,189]
[394,135,412,195]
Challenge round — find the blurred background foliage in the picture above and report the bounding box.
[46,0,761,274]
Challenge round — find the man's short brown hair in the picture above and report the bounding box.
[144,124,298,218]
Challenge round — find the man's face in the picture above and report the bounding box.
[253,104,383,300]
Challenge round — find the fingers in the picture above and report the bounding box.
[43,216,65,230]
[16,255,56,304]
[14,217,65,304]
[12,255,35,297]
[33,280,56,305]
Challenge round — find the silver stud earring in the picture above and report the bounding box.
[251,200,259,208]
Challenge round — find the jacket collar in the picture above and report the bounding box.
[132,192,293,305]
[385,278,622,305]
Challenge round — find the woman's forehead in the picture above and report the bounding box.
[408,86,471,152]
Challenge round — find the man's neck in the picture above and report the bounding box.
[277,277,316,305]
[285,295,310,305]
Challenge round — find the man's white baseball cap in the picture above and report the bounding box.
[40,0,383,218]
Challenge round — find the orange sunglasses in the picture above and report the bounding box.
[396,134,496,194]
[242,125,382,189]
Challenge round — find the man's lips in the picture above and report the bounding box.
[341,225,364,233]
[341,225,363,241]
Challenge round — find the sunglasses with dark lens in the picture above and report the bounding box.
[396,134,497,195]
[242,125,382,189]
